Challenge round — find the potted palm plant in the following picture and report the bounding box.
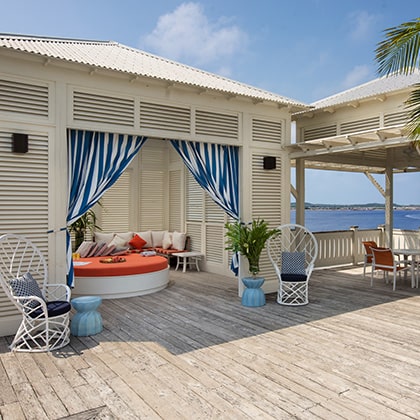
[69,208,101,251]
[225,219,278,306]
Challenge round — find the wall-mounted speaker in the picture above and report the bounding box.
[263,156,276,170]
[12,133,28,153]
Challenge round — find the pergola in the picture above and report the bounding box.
[290,72,420,245]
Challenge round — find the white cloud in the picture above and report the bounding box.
[140,2,247,70]
[348,10,378,41]
[341,64,372,89]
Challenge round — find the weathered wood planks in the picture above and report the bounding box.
[0,266,419,419]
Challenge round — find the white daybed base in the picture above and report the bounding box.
[73,267,169,299]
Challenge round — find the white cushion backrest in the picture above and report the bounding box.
[172,232,186,251]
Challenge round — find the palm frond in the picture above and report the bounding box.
[376,18,420,76]
[405,84,420,142]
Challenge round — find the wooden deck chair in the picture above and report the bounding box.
[370,247,410,291]
[267,224,318,306]
[0,233,72,352]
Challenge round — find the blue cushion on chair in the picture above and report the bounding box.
[9,272,44,309]
[29,300,71,319]
[281,273,307,282]
[281,252,306,274]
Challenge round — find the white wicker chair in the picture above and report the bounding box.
[267,224,318,306]
[0,233,71,352]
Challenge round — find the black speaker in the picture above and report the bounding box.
[12,133,28,153]
[263,156,276,170]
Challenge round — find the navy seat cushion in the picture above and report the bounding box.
[29,300,71,318]
[281,273,307,282]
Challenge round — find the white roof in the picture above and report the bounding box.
[311,70,420,110]
[0,33,307,109]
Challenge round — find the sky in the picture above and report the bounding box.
[1,0,419,205]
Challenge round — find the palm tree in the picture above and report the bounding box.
[375,17,420,142]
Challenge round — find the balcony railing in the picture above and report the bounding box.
[313,227,420,268]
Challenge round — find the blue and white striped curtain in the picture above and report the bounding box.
[170,140,239,219]
[170,139,240,274]
[66,129,148,286]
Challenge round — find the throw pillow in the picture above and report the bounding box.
[162,231,173,250]
[172,231,186,251]
[152,230,166,248]
[115,231,134,243]
[9,272,44,309]
[94,232,115,245]
[76,241,94,258]
[136,231,152,248]
[281,252,306,275]
[129,234,147,250]
[109,233,131,249]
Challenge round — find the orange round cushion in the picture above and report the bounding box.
[74,254,167,277]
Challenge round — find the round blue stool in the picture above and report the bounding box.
[241,277,266,307]
[71,296,103,336]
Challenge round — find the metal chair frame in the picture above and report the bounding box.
[370,247,410,291]
[0,233,71,352]
[267,224,318,306]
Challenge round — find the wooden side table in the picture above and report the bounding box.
[173,252,203,272]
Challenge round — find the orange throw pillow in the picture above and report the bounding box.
[129,234,147,250]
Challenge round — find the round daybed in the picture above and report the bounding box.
[72,254,169,299]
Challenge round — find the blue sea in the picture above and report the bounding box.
[291,209,420,232]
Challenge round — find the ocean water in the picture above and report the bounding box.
[291,209,420,232]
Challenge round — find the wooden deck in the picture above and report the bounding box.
[1,266,419,419]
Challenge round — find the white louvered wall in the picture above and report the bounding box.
[205,194,225,264]
[339,116,380,135]
[138,141,167,230]
[0,131,50,317]
[251,153,282,282]
[140,102,191,133]
[0,79,49,118]
[169,169,182,232]
[303,124,337,141]
[195,109,239,139]
[252,119,282,143]
[100,170,131,233]
[384,111,407,126]
[73,90,135,127]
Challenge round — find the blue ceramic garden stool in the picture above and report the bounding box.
[241,277,266,307]
[71,296,103,336]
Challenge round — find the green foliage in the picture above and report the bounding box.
[376,18,420,142]
[225,219,278,276]
[69,208,101,250]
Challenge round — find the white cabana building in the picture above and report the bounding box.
[0,34,308,336]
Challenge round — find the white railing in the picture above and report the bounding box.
[313,228,420,268]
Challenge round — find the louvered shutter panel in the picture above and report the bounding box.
[195,110,239,139]
[0,131,49,316]
[252,119,282,143]
[251,153,282,282]
[138,141,166,230]
[303,124,337,141]
[340,116,380,134]
[169,169,182,232]
[0,79,49,118]
[73,91,135,127]
[100,171,131,233]
[140,102,191,133]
